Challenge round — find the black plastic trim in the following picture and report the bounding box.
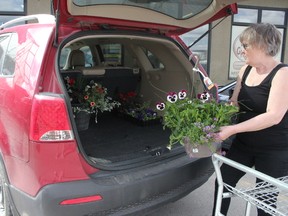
[8,157,214,216]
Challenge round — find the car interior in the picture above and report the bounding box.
[59,32,206,167]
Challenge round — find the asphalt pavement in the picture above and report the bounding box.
[147,173,258,216]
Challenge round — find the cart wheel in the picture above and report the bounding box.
[0,163,13,216]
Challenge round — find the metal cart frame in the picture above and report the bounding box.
[212,153,288,216]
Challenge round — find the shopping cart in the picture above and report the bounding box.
[212,153,288,216]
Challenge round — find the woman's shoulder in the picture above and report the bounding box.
[279,63,288,71]
[273,63,288,82]
[275,63,288,74]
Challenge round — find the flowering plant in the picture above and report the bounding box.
[64,76,120,117]
[156,90,238,154]
[117,91,160,123]
[118,91,138,110]
[125,102,159,122]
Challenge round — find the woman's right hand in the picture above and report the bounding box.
[216,125,237,141]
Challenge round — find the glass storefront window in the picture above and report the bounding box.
[0,0,25,12]
[262,10,285,25]
[0,0,26,26]
[233,8,258,23]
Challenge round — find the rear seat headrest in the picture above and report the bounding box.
[69,50,85,69]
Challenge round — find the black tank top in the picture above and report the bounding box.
[234,64,288,151]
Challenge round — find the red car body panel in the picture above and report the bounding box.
[0,24,95,196]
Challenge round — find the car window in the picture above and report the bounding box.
[80,46,93,67]
[0,35,10,72]
[73,0,213,20]
[0,33,17,76]
[141,47,164,69]
[99,44,122,66]
[59,47,70,69]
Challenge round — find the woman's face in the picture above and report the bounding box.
[241,42,266,66]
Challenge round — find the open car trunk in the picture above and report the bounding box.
[54,0,238,169]
[79,112,171,164]
[59,31,207,168]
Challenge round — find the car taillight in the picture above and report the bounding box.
[29,94,74,142]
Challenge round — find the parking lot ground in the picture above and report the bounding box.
[147,173,257,216]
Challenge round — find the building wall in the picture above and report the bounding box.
[210,0,288,85]
[27,0,51,15]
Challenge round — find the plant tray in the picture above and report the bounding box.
[120,113,162,126]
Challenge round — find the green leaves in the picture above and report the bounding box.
[64,76,120,114]
[163,97,239,148]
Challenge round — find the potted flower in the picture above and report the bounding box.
[117,91,161,126]
[156,90,239,158]
[64,76,120,130]
[117,91,138,113]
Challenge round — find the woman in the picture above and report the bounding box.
[213,23,288,216]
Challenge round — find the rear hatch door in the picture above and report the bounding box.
[52,0,242,35]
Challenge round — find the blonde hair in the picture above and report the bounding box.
[240,23,281,57]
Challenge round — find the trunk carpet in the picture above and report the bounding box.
[78,113,171,162]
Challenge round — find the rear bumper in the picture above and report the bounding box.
[9,157,214,216]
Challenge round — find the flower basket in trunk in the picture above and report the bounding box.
[64,76,120,127]
[74,111,91,131]
[117,91,161,126]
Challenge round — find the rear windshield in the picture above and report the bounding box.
[73,0,213,20]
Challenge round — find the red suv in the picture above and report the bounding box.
[0,1,238,215]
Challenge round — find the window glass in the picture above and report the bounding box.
[73,0,213,20]
[60,46,96,69]
[0,34,10,74]
[59,47,71,69]
[0,0,25,12]
[100,44,122,66]
[262,10,285,25]
[80,46,93,67]
[0,33,18,76]
[180,25,209,71]
[141,47,164,69]
[2,34,17,76]
[233,8,258,23]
